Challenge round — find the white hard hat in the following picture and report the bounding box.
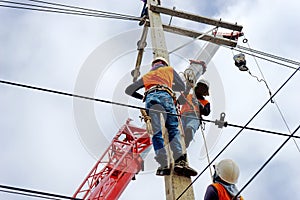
[197,79,210,89]
[215,159,240,184]
[152,57,169,66]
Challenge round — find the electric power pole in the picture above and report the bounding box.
[136,1,243,199]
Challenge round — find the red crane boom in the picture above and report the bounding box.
[73,119,151,200]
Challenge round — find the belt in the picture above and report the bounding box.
[144,85,176,100]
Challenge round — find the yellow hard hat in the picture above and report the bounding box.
[152,57,169,66]
[215,159,240,184]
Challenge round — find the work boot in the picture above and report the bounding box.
[155,155,170,176]
[174,155,198,177]
[238,65,248,71]
[156,165,171,176]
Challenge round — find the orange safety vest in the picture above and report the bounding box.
[142,66,174,90]
[212,183,244,200]
[180,94,209,114]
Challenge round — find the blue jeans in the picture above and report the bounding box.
[145,91,182,166]
[181,112,200,147]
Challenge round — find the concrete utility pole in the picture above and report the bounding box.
[138,1,243,199]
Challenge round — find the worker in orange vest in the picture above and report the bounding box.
[178,79,211,148]
[204,159,244,200]
[125,57,197,177]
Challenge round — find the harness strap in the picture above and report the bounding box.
[144,84,176,101]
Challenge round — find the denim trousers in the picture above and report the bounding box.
[145,91,182,164]
[181,112,200,146]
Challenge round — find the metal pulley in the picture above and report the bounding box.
[233,53,248,71]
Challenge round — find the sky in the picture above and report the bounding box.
[1,0,300,200]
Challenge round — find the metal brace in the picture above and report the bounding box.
[214,112,227,128]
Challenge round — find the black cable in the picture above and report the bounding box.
[226,46,298,70]
[0,79,145,111]
[176,66,299,200]
[0,189,61,200]
[0,4,134,20]
[233,123,300,198]
[0,1,139,21]
[200,118,300,139]
[0,184,82,200]
[0,78,299,141]
[237,44,300,66]
[27,0,138,18]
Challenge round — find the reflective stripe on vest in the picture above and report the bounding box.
[212,183,244,200]
[180,94,209,114]
[142,66,174,90]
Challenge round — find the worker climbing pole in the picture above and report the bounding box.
[126,1,198,199]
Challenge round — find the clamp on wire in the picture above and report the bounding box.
[214,112,227,128]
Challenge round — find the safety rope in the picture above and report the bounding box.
[200,122,213,182]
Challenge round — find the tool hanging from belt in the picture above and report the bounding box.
[143,84,176,102]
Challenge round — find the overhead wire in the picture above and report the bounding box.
[0,0,140,21]
[0,184,82,200]
[0,79,300,140]
[225,45,298,70]
[236,44,300,66]
[234,123,300,199]
[176,66,299,200]
[27,0,138,18]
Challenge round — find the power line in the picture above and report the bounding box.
[224,122,300,139]
[234,123,300,198]
[176,66,299,200]
[237,44,300,66]
[0,0,140,21]
[0,184,82,200]
[27,0,136,18]
[226,45,298,70]
[0,79,299,141]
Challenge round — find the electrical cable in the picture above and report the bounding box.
[0,0,140,21]
[226,45,298,70]
[27,0,138,18]
[0,184,82,200]
[0,4,137,20]
[234,123,300,199]
[0,79,299,140]
[236,44,300,66]
[176,66,299,200]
